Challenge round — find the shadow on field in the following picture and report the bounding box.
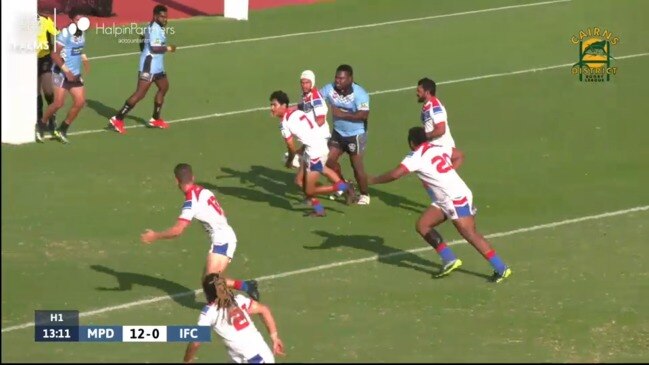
[85,99,149,127]
[90,265,203,310]
[198,165,343,214]
[368,186,429,213]
[305,230,490,279]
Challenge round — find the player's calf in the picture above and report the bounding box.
[453,217,510,278]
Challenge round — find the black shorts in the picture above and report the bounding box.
[328,130,367,155]
[138,71,167,82]
[38,55,53,76]
[52,71,84,89]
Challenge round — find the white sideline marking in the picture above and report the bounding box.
[88,0,572,61]
[67,52,649,138]
[3,205,647,333]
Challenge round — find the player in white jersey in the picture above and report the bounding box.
[270,90,350,217]
[417,77,465,200]
[140,163,260,299]
[368,127,512,283]
[294,71,355,204]
[184,274,285,363]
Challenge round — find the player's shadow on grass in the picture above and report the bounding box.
[85,99,149,127]
[305,231,490,279]
[368,187,428,213]
[90,265,203,310]
[200,165,343,214]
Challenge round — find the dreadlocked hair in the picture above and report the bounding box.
[214,276,236,310]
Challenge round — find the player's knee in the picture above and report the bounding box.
[52,99,65,109]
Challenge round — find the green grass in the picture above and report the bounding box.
[2,0,649,362]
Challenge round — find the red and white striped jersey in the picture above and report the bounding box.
[400,142,470,201]
[178,185,237,245]
[421,96,455,148]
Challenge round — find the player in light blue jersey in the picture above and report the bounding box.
[319,64,371,205]
[108,5,177,134]
[37,8,89,144]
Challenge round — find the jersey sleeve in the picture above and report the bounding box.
[56,29,69,48]
[279,120,292,140]
[354,87,370,111]
[319,84,332,104]
[400,150,422,172]
[234,294,254,313]
[197,305,214,326]
[311,90,328,118]
[178,195,196,222]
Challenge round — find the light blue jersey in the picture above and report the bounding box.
[139,22,167,74]
[319,83,370,137]
[55,28,85,76]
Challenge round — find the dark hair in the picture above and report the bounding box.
[408,127,428,147]
[269,90,290,106]
[336,64,354,76]
[418,78,436,96]
[153,5,168,15]
[67,6,83,19]
[202,273,219,303]
[174,163,193,184]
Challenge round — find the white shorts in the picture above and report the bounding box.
[302,152,328,173]
[207,241,237,260]
[230,343,275,363]
[432,192,477,220]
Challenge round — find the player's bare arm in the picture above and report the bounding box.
[314,114,326,127]
[284,137,299,169]
[51,44,74,81]
[426,121,446,140]
[183,341,201,363]
[331,107,369,121]
[368,165,409,185]
[141,218,190,244]
[149,44,176,54]
[451,147,465,170]
[81,54,90,74]
[248,301,285,356]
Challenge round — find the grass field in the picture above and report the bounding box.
[2,0,649,362]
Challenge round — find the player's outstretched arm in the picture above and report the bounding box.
[248,301,285,356]
[141,219,190,244]
[183,341,201,363]
[368,165,409,185]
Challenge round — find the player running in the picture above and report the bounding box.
[140,163,259,299]
[295,70,354,204]
[368,127,512,282]
[183,274,285,363]
[109,5,176,134]
[270,90,349,217]
[320,64,371,205]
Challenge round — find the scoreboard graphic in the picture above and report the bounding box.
[34,310,211,343]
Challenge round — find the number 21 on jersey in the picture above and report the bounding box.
[431,153,453,173]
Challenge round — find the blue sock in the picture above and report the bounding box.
[311,199,325,214]
[486,250,507,274]
[436,243,457,264]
